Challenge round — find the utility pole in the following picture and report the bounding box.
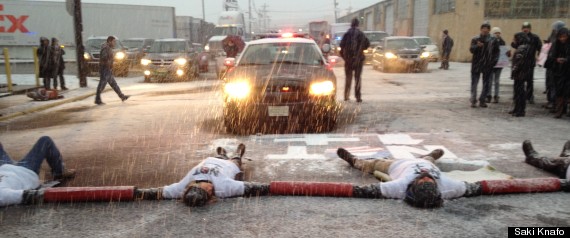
[202,0,205,20]
[73,0,87,87]
[333,0,338,23]
[249,0,252,34]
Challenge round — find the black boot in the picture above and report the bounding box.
[422,149,444,160]
[560,140,570,157]
[522,140,539,159]
[337,148,357,167]
[135,188,163,200]
[493,96,499,103]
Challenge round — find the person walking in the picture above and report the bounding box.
[94,36,130,105]
[545,27,570,118]
[543,21,566,111]
[511,22,542,104]
[37,37,52,89]
[339,18,370,103]
[439,29,454,70]
[488,27,506,104]
[50,38,67,90]
[0,136,76,206]
[469,23,500,108]
[510,33,534,117]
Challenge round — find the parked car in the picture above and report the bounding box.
[412,36,439,62]
[83,36,131,77]
[192,43,210,73]
[123,38,155,66]
[363,31,390,64]
[140,39,199,82]
[371,36,430,73]
[222,37,338,134]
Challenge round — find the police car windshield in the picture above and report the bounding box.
[386,39,420,50]
[239,42,323,66]
[149,41,187,53]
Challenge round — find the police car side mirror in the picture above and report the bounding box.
[321,44,331,53]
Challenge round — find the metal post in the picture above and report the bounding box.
[333,0,338,23]
[3,48,13,92]
[74,0,87,87]
[202,0,205,20]
[33,47,40,87]
[249,0,252,35]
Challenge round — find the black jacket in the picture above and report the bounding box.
[339,27,370,64]
[99,42,114,69]
[511,32,542,67]
[469,34,500,73]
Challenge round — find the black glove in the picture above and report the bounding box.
[352,184,383,198]
[561,179,570,192]
[22,190,43,205]
[243,182,270,197]
[463,181,483,197]
[135,188,163,200]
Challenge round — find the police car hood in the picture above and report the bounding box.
[227,64,334,87]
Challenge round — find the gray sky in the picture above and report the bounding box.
[32,0,379,27]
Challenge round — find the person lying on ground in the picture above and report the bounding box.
[136,143,269,206]
[523,140,570,179]
[0,136,76,206]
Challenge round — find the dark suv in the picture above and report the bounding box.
[371,36,430,73]
[83,36,131,77]
[123,38,155,66]
[140,39,199,82]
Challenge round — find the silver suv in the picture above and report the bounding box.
[140,39,199,82]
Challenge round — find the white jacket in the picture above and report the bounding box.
[162,157,244,199]
[0,164,40,206]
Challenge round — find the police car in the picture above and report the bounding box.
[222,34,338,134]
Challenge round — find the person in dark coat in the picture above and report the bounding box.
[544,21,566,110]
[37,37,52,89]
[510,32,534,117]
[469,23,500,108]
[545,27,570,118]
[339,18,370,103]
[439,29,453,70]
[50,38,67,90]
[94,36,130,105]
[511,22,542,104]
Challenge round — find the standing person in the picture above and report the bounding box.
[488,27,507,103]
[335,148,467,208]
[94,36,130,105]
[545,27,570,118]
[510,33,534,117]
[0,136,76,206]
[439,29,454,70]
[339,18,370,103]
[50,38,67,90]
[37,37,52,89]
[135,144,270,207]
[511,22,542,104]
[469,23,500,108]
[543,21,566,111]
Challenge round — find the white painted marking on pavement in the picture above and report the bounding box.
[378,134,423,145]
[386,145,457,160]
[274,134,359,146]
[266,146,326,160]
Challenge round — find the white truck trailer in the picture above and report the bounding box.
[0,0,175,60]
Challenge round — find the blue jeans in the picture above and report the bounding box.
[0,136,65,176]
[95,67,125,103]
[471,71,492,103]
[491,68,503,98]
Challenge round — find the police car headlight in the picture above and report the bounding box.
[83,53,90,60]
[310,81,334,96]
[420,52,430,58]
[385,52,398,59]
[205,44,210,52]
[115,52,126,60]
[141,59,151,66]
[174,58,187,65]
[363,50,369,54]
[224,81,251,99]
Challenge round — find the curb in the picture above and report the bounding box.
[0,89,110,122]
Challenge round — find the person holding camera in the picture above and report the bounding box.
[469,23,500,108]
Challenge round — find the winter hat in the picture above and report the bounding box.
[522,22,532,29]
[481,22,491,30]
[491,27,501,34]
[552,21,566,31]
[404,173,443,208]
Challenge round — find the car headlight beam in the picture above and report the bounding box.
[141,59,151,66]
[385,52,397,59]
[421,52,430,58]
[224,81,251,99]
[83,52,90,60]
[310,81,334,96]
[115,52,126,60]
[174,58,187,65]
